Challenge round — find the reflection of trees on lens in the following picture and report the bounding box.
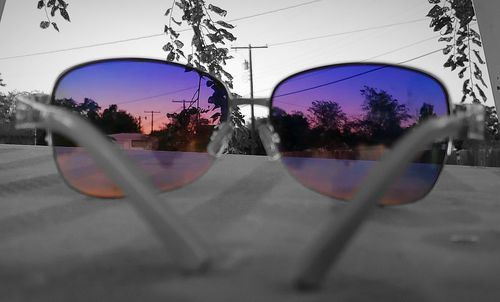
[272,107,311,152]
[418,102,436,123]
[151,107,213,152]
[99,104,141,134]
[308,100,346,131]
[359,86,412,145]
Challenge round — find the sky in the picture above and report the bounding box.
[0,0,495,121]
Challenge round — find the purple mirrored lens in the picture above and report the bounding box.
[271,64,449,205]
[52,59,229,198]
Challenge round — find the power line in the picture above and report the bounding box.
[266,18,428,47]
[361,35,440,62]
[116,86,197,105]
[273,48,445,99]
[0,0,322,61]
[228,0,322,23]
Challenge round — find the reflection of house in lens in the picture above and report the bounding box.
[109,133,159,150]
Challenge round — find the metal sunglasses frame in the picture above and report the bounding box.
[13,59,485,290]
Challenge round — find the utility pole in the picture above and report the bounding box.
[144,110,161,134]
[231,44,268,154]
[172,99,187,110]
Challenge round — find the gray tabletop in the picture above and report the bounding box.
[0,144,499,301]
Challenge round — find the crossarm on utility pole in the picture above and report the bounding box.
[293,104,485,290]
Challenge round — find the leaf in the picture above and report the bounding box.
[52,22,60,32]
[433,16,451,32]
[210,112,221,122]
[472,38,482,47]
[60,8,70,22]
[443,54,454,68]
[162,42,174,52]
[463,79,471,96]
[51,5,58,17]
[458,67,467,79]
[172,17,182,26]
[37,0,45,9]
[473,49,485,64]
[203,20,218,32]
[216,20,234,29]
[57,0,68,8]
[443,45,453,55]
[47,0,56,7]
[177,49,186,58]
[474,62,488,87]
[166,51,176,62]
[428,0,440,3]
[469,28,480,39]
[40,21,50,29]
[219,28,236,42]
[208,4,227,17]
[427,5,443,18]
[443,23,453,35]
[174,40,184,49]
[475,84,487,102]
[439,36,453,42]
[164,8,171,16]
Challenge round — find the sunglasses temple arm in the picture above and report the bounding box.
[15,94,210,272]
[293,104,485,290]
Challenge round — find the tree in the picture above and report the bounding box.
[307,100,347,131]
[359,86,412,144]
[226,106,252,154]
[99,104,141,134]
[76,97,101,123]
[418,102,437,123]
[271,107,311,152]
[153,107,212,152]
[427,0,488,104]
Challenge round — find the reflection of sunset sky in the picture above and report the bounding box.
[54,60,221,132]
[272,64,448,121]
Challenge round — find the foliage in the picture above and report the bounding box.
[426,0,487,104]
[0,91,47,145]
[37,0,71,32]
[53,98,141,134]
[271,86,416,154]
[0,73,5,87]
[226,105,253,154]
[418,102,437,122]
[272,107,311,152]
[307,100,347,131]
[164,0,235,89]
[100,104,141,134]
[152,107,213,152]
[359,86,411,144]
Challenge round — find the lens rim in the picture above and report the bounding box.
[269,62,451,205]
[49,58,231,199]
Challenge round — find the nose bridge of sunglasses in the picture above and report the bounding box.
[257,121,281,161]
[207,122,234,158]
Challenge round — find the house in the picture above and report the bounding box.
[109,133,158,150]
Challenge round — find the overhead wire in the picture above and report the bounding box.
[0,0,323,61]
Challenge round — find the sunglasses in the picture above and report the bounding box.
[42,58,450,206]
[16,58,482,288]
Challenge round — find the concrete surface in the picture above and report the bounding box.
[0,144,499,301]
